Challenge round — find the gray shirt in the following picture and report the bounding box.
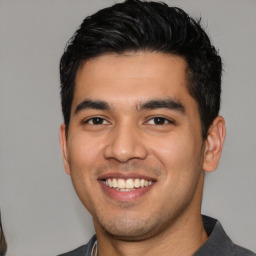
[58,215,255,256]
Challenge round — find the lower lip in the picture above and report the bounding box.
[99,181,154,201]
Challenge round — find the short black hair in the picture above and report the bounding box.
[60,0,222,139]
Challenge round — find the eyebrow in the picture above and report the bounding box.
[138,98,185,114]
[74,98,185,115]
[74,99,110,114]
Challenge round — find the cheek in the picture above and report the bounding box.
[68,133,102,170]
[149,133,204,183]
[67,134,102,209]
[150,135,198,165]
[152,135,203,206]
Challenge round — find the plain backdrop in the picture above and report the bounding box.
[0,0,255,255]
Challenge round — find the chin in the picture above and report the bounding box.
[96,215,162,241]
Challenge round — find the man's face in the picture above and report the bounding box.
[61,52,207,240]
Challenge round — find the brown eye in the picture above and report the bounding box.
[91,118,104,125]
[153,117,167,125]
[84,117,109,125]
[147,117,172,125]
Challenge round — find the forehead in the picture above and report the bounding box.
[73,51,195,111]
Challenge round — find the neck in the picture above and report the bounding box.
[95,173,207,256]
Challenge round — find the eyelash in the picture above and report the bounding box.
[82,116,174,126]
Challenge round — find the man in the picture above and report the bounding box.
[58,0,255,255]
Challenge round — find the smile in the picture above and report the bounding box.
[102,178,153,191]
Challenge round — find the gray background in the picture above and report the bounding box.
[0,0,255,255]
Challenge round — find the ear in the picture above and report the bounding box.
[59,124,71,175]
[203,116,226,172]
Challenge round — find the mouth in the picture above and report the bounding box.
[102,178,153,191]
[98,175,156,201]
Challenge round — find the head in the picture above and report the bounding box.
[59,0,225,242]
[60,0,222,140]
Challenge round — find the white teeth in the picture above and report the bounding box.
[105,178,153,190]
[112,178,118,188]
[126,179,134,188]
[120,188,135,192]
[117,179,126,189]
[134,178,140,188]
[108,179,113,187]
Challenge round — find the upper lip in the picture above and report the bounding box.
[97,172,157,181]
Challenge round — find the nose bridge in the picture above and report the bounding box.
[104,120,148,162]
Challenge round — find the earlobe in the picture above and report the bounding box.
[203,116,226,172]
[59,124,71,175]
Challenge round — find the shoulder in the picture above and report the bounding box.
[57,235,97,256]
[195,216,256,256]
[234,244,256,256]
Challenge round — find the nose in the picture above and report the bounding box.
[103,124,148,163]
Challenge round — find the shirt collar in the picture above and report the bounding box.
[194,215,235,256]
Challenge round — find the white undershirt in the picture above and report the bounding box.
[91,240,97,256]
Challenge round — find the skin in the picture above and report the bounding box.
[60,51,226,256]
